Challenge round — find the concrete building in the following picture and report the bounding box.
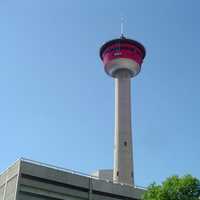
[0,158,145,200]
[91,169,113,181]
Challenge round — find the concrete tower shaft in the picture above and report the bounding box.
[114,69,133,185]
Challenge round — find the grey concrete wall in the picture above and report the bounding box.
[0,160,20,200]
[17,160,91,200]
[91,169,113,181]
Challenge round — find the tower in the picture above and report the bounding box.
[100,35,146,185]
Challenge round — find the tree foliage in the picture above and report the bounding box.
[143,175,200,200]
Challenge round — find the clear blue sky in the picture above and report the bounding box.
[0,0,199,187]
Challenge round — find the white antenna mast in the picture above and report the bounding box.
[121,16,124,37]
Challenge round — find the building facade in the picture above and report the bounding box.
[0,159,145,200]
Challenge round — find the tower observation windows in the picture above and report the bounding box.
[104,46,137,54]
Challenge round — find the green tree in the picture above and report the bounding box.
[143,175,200,200]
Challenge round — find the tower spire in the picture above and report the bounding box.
[120,16,124,37]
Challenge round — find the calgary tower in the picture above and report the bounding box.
[99,34,146,185]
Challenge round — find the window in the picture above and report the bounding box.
[104,46,136,54]
[124,141,127,146]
